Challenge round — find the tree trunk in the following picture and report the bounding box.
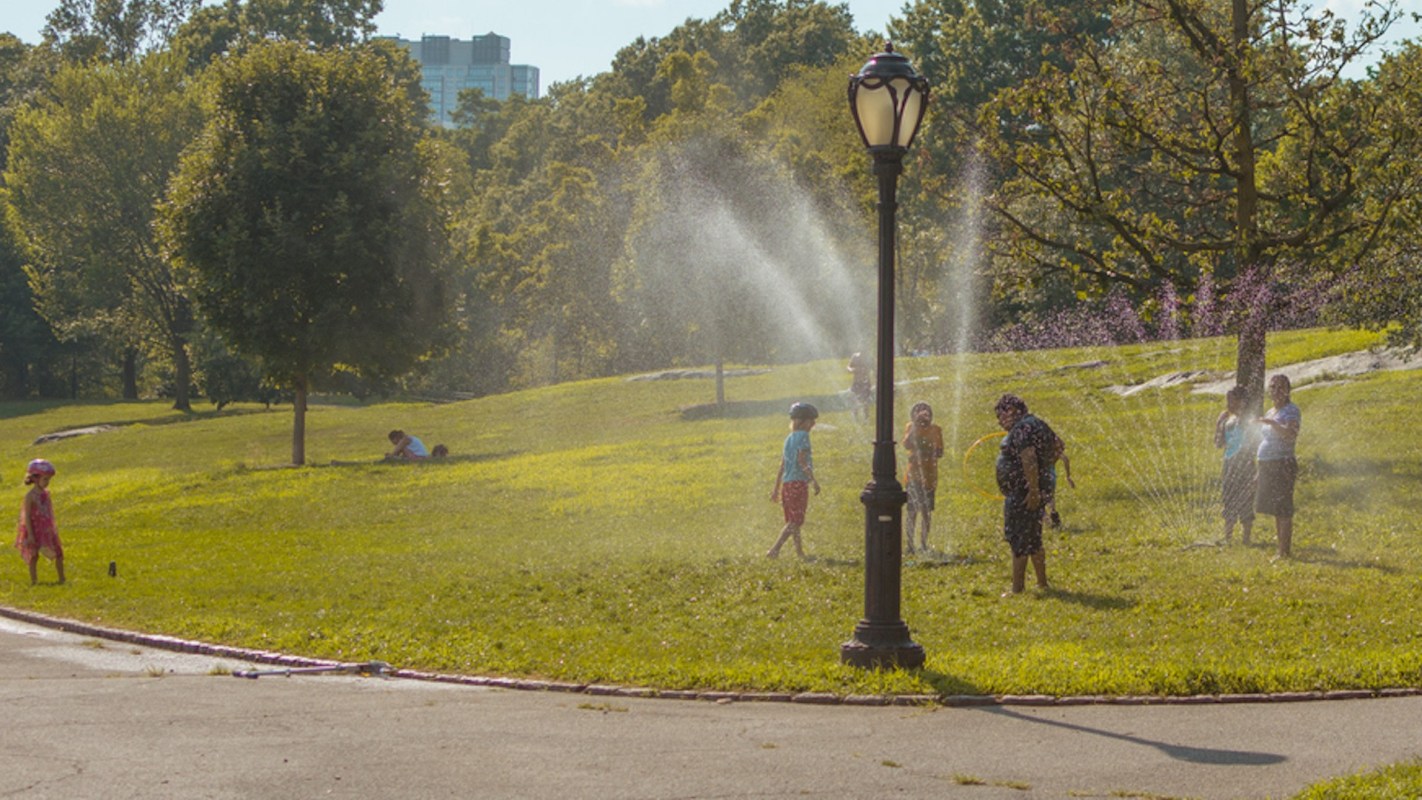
[548,329,559,385]
[292,376,308,466]
[715,356,725,412]
[1236,308,1268,418]
[170,337,192,411]
[122,348,139,400]
[1229,0,1266,415]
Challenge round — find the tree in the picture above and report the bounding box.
[444,88,505,172]
[599,0,857,124]
[172,0,381,67]
[1326,40,1422,348]
[480,161,623,386]
[741,49,868,207]
[0,221,64,398]
[4,50,203,408]
[622,52,766,406]
[42,0,202,63]
[618,48,875,406]
[977,0,1414,409]
[0,34,56,166]
[443,74,639,391]
[713,0,857,104]
[162,40,455,464]
[885,0,1115,348]
[622,136,782,406]
[0,34,66,399]
[600,20,723,123]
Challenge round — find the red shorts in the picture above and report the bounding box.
[781,481,809,525]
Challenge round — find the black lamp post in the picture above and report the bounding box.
[840,44,929,670]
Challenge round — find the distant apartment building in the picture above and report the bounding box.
[386,33,540,127]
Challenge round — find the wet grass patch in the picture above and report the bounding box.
[2,329,1420,698]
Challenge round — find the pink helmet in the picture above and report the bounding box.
[26,458,56,477]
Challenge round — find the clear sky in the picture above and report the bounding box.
[0,0,1415,89]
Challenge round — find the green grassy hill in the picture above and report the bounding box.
[2,327,1419,698]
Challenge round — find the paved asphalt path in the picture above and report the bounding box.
[1,616,1418,799]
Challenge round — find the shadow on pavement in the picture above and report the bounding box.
[979,706,1287,766]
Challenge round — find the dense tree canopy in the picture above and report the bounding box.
[976,0,1415,407]
[2,0,1420,408]
[162,40,454,462]
[1325,40,1422,348]
[5,51,203,408]
[42,0,201,62]
[172,0,381,66]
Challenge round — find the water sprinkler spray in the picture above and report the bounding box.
[962,431,1007,501]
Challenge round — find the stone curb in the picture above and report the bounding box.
[5,606,1420,708]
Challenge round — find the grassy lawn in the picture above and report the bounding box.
[2,327,1419,698]
[1293,761,1422,799]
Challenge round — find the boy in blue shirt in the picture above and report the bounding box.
[768,403,820,558]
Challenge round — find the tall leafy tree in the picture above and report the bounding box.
[449,75,636,390]
[743,48,870,212]
[0,34,65,398]
[444,88,505,173]
[162,40,455,464]
[978,0,1413,408]
[0,34,56,164]
[622,136,783,404]
[471,161,624,386]
[600,20,722,123]
[713,0,857,104]
[1326,40,1422,348]
[600,0,857,124]
[5,50,203,408]
[887,0,1114,345]
[42,0,202,63]
[620,48,875,405]
[622,51,762,403]
[172,0,381,66]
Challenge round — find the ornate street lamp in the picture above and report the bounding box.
[841,44,929,670]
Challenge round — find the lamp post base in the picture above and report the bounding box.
[840,623,926,670]
[843,480,924,670]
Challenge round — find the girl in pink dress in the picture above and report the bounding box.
[16,459,64,585]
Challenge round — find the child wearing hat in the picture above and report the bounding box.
[16,459,64,585]
[768,403,820,559]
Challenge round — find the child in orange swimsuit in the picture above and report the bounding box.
[903,402,944,554]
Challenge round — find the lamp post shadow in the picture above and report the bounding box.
[978,705,1287,766]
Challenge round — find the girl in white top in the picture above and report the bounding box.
[386,430,430,460]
